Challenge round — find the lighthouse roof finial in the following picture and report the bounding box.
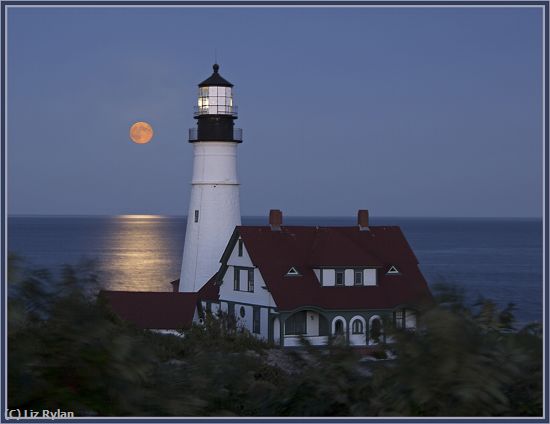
[199,63,233,87]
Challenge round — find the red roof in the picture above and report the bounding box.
[169,275,220,301]
[100,291,198,330]
[233,225,433,311]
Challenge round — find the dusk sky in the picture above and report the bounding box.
[7,5,543,217]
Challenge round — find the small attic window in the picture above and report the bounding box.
[386,265,400,275]
[286,267,301,277]
[238,239,243,257]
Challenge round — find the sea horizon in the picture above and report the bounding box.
[7,215,544,326]
[6,214,543,220]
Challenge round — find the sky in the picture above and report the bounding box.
[6,5,544,217]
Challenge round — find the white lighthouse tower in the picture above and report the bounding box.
[179,64,242,293]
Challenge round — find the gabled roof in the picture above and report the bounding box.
[169,275,220,302]
[100,291,198,330]
[224,225,433,312]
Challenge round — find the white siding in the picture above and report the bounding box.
[349,315,367,346]
[306,311,320,336]
[284,336,328,347]
[364,269,377,286]
[219,265,276,307]
[405,310,417,329]
[260,307,269,339]
[217,238,277,308]
[273,317,281,344]
[235,304,253,331]
[228,238,254,267]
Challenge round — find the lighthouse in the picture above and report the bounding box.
[179,64,243,293]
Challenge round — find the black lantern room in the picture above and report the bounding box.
[189,64,242,143]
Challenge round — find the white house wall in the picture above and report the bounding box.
[306,311,320,336]
[227,237,254,267]
[405,309,417,329]
[219,240,276,308]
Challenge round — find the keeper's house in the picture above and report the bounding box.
[187,209,433,347]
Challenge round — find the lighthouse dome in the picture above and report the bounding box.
[198,63,234,87]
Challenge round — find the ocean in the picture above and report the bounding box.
[7,215,543,326]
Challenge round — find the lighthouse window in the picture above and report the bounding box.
[194,210,199,223]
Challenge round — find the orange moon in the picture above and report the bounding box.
[130,121,153,144]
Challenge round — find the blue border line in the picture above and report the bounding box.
[1,0,6,422]
[544,1,550,423]
[0,0,548,5]
[0,1,548,423]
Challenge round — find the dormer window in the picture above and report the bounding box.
[335,269,345,286]
[354,269,363,285]
[286,267,301,277]
[387,265,400,275]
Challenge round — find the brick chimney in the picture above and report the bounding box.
[269,209,282,231]
[358,209,369,231]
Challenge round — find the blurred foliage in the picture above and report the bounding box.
[7,256,543,417]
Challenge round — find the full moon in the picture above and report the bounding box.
[130,121,153,144]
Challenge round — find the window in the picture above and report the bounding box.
[319,268,324,284]
[354,269,363,285]
[248,269,254,292]
[253,307,260,334]
[286,267,300,276]
[351,319,364,334]
[234,267,254,292]
[238,239,243,257]
[394,310,405,329]
[285,311,307,335]
[233,268,240,291]
[194,210,199,223]
[387,265,400,275]
[239,306,246,318]
[335,269,345,286]
[334,319,344,335]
